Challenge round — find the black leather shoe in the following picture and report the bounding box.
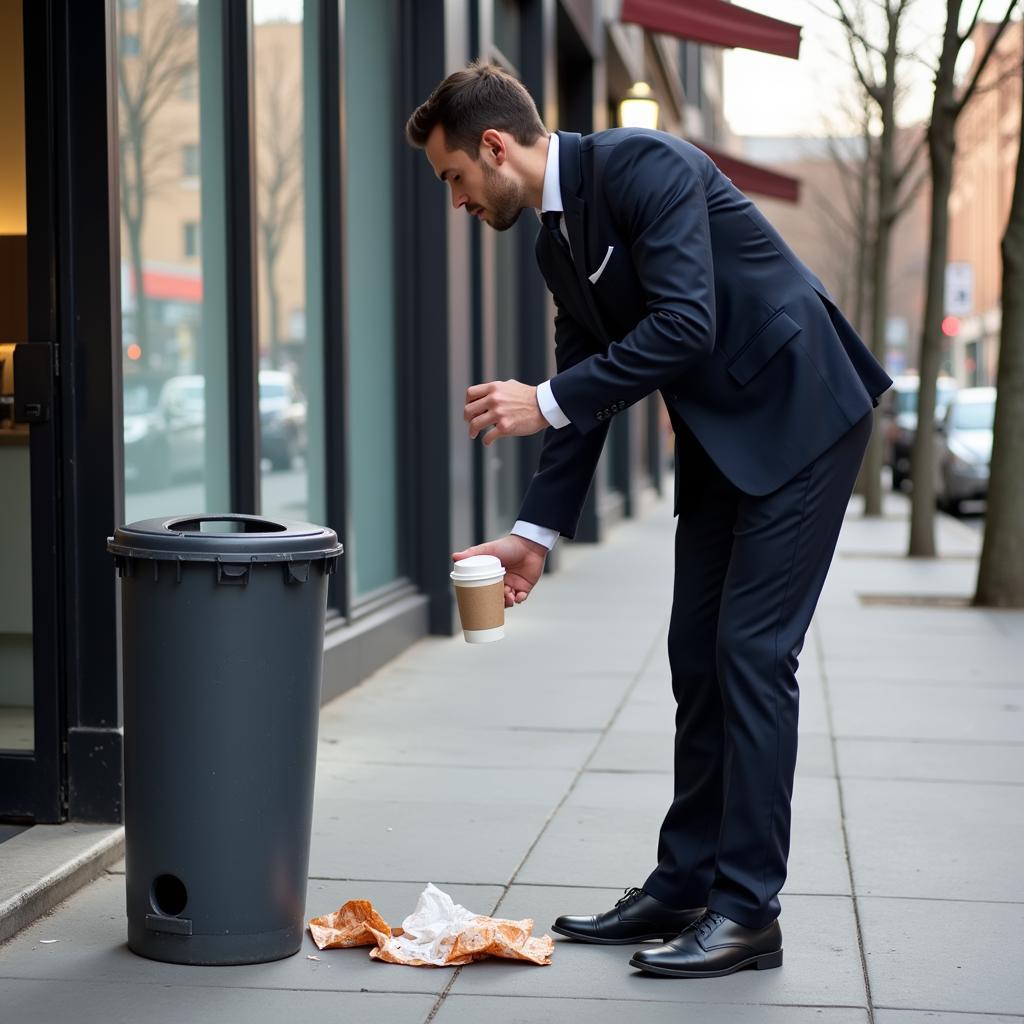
[629,910,783,977]
[552,887,705,945]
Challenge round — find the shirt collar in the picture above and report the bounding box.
[540,132,562,214]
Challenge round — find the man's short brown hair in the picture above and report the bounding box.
[405,59,547,157]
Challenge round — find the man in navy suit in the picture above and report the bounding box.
[407,62,890,979]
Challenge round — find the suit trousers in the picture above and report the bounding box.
[643,410,872,929]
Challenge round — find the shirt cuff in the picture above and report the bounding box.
[537,378,571,429]
[511,520,560,550]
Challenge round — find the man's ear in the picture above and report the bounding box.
[480,128,506,165]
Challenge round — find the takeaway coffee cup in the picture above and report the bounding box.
[450,555,506,644]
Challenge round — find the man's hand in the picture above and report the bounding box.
[464,379,547,446]
[453,533,547,608]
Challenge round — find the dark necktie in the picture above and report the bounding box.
[541,209,572,262]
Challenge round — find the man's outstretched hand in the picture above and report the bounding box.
[464,379,548,446]
[453,534,548,608]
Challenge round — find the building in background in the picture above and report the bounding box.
[0,0,803,824]
[948,19,1022,387]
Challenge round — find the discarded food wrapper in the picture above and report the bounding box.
[308,899,392,949]
[308,882,553,967]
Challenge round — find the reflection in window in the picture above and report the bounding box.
[345,0,400,597]
[253,0,324,525]
[183,220,199,257]
[116,0,229,522]
[493,0,521,68]
[182,142,199,178]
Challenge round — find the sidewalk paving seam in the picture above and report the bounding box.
[438,992,873,1008]
[0,975,444,996]
[837,775,1024,788]
[813,617,876,1024]
[871,1006,1024,1017]
[834,735,1024,746]
[855,894,1024,906]
[420,599,672,1024]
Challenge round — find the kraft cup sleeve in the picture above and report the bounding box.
[453,580,505,631]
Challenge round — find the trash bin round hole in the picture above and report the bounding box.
[151,874,188,917]
[168,516,287,534]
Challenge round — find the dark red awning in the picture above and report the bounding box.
[620,0,802,60]
[697,142,800,203]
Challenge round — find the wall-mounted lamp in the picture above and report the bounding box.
[618,81,659,130]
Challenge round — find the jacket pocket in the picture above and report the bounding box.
[727,309,801,386]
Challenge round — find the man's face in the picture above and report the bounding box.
[425,125,526,231]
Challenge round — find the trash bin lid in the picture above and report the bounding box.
[107,514,343,563]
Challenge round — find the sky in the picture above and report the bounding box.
[723,0,1019,138]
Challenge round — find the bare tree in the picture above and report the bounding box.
[828,0,927,516]
[256,38,304,369]
[908,1,1019,556]
[117,0,196,366]
[975,44,1024,606]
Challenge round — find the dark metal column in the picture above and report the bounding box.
[46,0,122,821]
[222,1,261,514]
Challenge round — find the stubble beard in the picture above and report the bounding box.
[480,161,525,231]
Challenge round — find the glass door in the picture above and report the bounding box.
[0,0,64,822]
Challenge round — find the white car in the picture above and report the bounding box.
[936,386,996,513]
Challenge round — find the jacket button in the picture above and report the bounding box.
[596,410,605,421]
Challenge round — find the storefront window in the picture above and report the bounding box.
[116,0,231,522]
[344,0,400,597]
[253,0,325,525]
[493,0,522,68]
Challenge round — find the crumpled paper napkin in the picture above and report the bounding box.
[308,882,553,967]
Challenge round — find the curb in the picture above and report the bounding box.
[0,825,125,947]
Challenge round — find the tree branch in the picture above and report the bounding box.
[891,161,929,219]
[959,0,986,47]
[829,0,885,101]
[956,1,1020,117]
[893,128,925,188]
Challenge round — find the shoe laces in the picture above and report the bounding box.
[615,886,645,907]
[695,911,726,941]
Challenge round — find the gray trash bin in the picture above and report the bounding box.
[107,513,343,966]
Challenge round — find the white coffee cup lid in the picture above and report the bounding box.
[450,554,506,582]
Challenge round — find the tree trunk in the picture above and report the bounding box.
[861,2,903,518]
[262,221,280,368]
[854,125,873,337]
[908,117,955,556]
[864,133,895,514]
[128,125,150,361]
[908,0,961,557]
[975,56,1024,607]
[852,124,874,498]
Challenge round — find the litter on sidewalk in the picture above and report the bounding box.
[308,883,554,967]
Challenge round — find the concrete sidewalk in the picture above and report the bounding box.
[2,488,1022,1023]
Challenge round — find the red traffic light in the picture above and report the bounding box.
[941,316,960,337]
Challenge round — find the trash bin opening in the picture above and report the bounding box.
[168,516,287,535]
[151,874,188,917]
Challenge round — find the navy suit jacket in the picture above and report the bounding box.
[518,128,892,539]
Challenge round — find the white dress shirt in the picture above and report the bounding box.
[510,134,572,552]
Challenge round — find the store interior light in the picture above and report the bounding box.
[618,81,659,130]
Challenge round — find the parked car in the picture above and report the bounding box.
[124,370,307,487]
[259,369,307,471]
[935,386,995,514]
[882,373,958,490]
[123,375,204,490]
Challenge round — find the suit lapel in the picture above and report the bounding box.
[558,132,610,346]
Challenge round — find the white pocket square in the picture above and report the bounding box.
[588,245,614,284]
